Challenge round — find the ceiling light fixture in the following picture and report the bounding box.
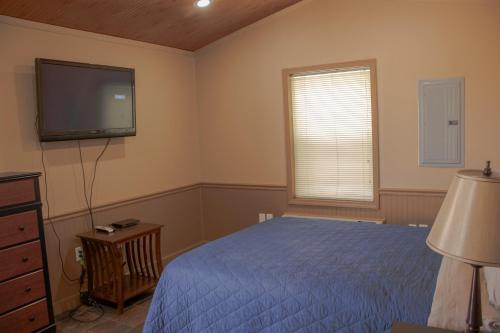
[196,0,211,8]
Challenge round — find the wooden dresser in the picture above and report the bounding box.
[0,172,55,333]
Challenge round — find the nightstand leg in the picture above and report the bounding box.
[113,244,125,314]
[81,240,94,295]
[155,231,163,277]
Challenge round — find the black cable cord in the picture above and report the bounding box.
[70,304,105,322]
[35,115,109,321]
[90,138,111,226]
[77,141,94,230]
[69,297,105,323]
[70,138,110,323]
[35,117,80,283]
[68,264,104,323]
[77,138,111,231]
[69,304,104,323]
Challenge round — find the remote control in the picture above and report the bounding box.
[95,226,114,233]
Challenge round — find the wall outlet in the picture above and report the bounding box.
[75,246,84,262]
[259,213,274,223]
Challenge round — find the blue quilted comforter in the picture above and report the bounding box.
[144,217,442,333]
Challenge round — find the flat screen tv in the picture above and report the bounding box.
[35,58,136,141]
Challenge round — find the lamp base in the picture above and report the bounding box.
[466,265,482,333]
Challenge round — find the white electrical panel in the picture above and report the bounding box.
[418,77,465,167]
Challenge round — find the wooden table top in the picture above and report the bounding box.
[76,222,162,244]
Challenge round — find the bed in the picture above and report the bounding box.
[144,217,442,333]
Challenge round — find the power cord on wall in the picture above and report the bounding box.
[71,139,110,323]
[77,138,111,231]
[72,139,110,322]
[38,142,81,283]
[35,115,80,283]
[35,115,110,322]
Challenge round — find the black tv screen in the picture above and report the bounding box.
[35,58,136,141]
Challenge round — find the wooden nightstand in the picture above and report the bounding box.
[77,223,163,314]
[392,322,457,333]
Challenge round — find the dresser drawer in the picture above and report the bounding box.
[0,270,46,314]
[0,211,39,249]
[0,241,43,282]
[0,178,37,207]
[0,299,49,333]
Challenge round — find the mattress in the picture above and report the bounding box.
[144,217,442,333]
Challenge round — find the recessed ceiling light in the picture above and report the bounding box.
[196,0,211,8]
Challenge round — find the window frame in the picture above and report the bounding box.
[282,59,380,209]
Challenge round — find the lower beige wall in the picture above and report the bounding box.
[201,184,288,240]
[201,183,445,241]
[46,186,203,315]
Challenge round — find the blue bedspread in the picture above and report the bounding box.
[144,217,442,333]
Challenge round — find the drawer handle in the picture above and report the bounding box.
[25,286,32,292]
[22,257,29,263]
[18,225,25,231]
[28,316,35,322]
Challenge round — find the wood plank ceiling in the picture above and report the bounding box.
[0,0,303,51]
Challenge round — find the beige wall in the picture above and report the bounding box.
[201,184,445,241]
[0,16,201,218]
[195,0,500,190]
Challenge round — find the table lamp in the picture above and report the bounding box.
[427,162,500,333]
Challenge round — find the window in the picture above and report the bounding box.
[283,60,379,208]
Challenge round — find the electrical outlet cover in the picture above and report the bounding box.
[258,213,266,223]
[265,213,274,220]
[75,246,83,261]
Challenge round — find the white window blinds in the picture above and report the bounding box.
[289,66,375,202]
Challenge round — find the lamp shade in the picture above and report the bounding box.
[427,170,500,267]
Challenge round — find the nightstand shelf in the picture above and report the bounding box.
[92,275,157,303]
